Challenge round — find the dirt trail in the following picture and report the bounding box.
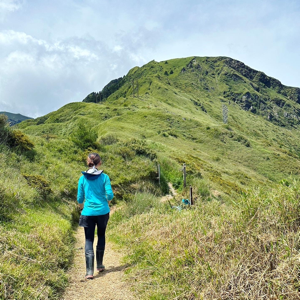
[64,184,176,300]
[63,226,135,300]
[160,182,177,202]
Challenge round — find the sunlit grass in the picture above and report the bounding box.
[109,182,300,299]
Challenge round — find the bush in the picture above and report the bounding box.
[117,146,135,160]
[71,122,98,150]
[0,116,36,158]
[7,129,35,152]
[22,174,52,198]
[124,139,157,161]
[0,114,10,144]
[99,134,119,145]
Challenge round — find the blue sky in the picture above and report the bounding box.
[0,0,299,117]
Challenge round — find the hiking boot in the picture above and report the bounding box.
[96,249,105,272]
[85,250,94,279]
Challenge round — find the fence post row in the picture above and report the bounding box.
[158,163,194,205]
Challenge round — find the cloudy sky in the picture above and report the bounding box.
[0,0,299,117]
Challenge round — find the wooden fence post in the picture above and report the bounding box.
[157,164,161,185]
[183,163,186,188]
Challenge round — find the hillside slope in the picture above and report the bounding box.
[6,56,300,299]
[19,56,300,197]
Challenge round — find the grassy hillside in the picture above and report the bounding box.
[0,115,76,299]
[3,56,300,298]
[19,57,300,196]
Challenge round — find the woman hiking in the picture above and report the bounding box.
[77,153,114,280]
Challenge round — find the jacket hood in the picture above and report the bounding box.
[81,167,103,180]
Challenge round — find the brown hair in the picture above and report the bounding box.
[87,153,101,168]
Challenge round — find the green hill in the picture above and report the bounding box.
[3,56,300,299]
[19,56,300,194]
[0,111,33,126]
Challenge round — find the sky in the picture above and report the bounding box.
[0,0,300,118]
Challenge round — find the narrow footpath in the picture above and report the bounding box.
[63,227,135,300]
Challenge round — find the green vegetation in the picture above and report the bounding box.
[109,181,300,299]
[0,114,161,299]
[2,56,300,298]
[0,116,77,299]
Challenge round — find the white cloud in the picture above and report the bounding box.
[0,0,23,20]
[113,45,123,52]
[0,30,141,116]
[1,0,300,116]
[0,0,22,12]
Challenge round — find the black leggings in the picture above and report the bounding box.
[84,213,109,254]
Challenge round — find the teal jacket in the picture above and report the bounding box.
[77,169,114,216]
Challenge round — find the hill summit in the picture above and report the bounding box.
[83,56,300,127]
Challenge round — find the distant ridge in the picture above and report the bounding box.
[0,111,33,126]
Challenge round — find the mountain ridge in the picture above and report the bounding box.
[83,56,300,127]
[0,111,33,126]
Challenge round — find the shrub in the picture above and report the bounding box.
[71,122,98,150]
[22,174,52,198]
[0,116,36,158]
[0,114,10,144]
[99,134,119,145]
[7,129,35,152]
[124,139,157,161]
[117,146,135,160]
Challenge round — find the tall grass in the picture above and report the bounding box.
[109,181,300,299]
[0,123,77,299]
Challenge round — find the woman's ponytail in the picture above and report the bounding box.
[88,153,101,168]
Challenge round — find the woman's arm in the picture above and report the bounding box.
[77,176,85,205]
[104,175,114,201]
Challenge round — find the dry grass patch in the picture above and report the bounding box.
[109,183,300,299]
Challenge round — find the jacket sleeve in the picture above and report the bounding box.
[104,175,114,201]
[77,176,85,204]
